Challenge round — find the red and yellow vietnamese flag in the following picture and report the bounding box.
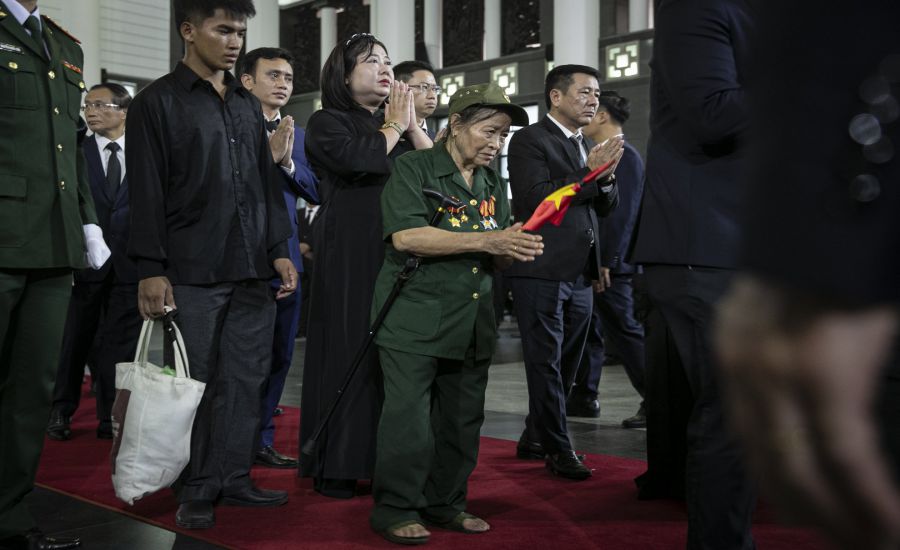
[522,182,582,231]
[521,159,615,231]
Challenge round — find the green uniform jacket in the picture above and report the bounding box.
[0,3,96,269]
[372,142,511,361]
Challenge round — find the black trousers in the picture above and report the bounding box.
[0,268,72,538]
[642,265,755,550]
[51,279,141,427]
[573,274,646,403]
[173,281,275,503]
[509,276,592,454]
[635,304,692,501]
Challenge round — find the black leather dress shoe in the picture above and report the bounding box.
[254,446,299,468]
[621,405,646,429]
[566,398,601,418]
[2,528,82,550]
[515,438,545,460]
[175,500,215,529]
[516,437,585,462]
[46,411,71,441]
[221,486,288,507]
[545,451,592,480]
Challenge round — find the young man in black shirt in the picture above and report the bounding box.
[126,0,297,529]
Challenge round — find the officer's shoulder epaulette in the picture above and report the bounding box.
[41,15,81,44]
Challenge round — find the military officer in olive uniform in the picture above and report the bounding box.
[368,84,543,545]
[0,1,104,548]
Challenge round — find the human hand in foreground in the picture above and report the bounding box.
[138,276,175,320]
[483,222,543,262]
[270,116,294,165]
[587,135,624,178]
[273,258,298,299]
[715,275,900,550]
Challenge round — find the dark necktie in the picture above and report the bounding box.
[265,119,280,133]
[570,135,586,168]
[105,142,122,197]
[23,15,46,59]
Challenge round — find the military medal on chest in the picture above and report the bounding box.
[446,196,465,228]
[478,196,498,230]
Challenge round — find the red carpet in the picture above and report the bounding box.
[36,388,827,549]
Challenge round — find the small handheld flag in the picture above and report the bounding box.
[521,159,615,231]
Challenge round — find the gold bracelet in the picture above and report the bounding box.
[381,121,404,136]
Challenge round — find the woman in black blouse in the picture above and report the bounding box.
[299,33,432,498]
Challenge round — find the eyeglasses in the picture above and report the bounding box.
[345,32,374,46]
[408,84,442,95]
[81,102,122,112]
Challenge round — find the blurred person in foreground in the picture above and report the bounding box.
[715,3,900,550]
[369,83,542,545]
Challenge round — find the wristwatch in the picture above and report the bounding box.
[381,121,404,136]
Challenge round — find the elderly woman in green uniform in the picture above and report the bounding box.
[369,83,543,545]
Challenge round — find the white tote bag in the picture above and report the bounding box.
[110,313,206,505]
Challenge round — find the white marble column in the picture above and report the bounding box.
[423,0,442,67]
[319,6,338,67]
[368,0,415,62]
[245,0,280,52]
[628,0,650,32]
[483,0,501,60]
[552,0,599,68]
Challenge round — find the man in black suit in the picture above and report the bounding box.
[573,91,646,428]
[629,0,755,547]
[717,3,900,549]
[507,64,621,480]
[47,83,142,442]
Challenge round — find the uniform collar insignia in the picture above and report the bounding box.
[0,42,23,53]
[42,14,81,44]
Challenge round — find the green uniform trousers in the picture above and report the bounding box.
[370,345,490,532]
[0,268,73,538]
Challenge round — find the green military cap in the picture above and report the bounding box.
[448,83,530,126]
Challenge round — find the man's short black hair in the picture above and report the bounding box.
[173,0,256,30]
[89,82,133,110]
[598,90,631,125]
[544,64,600,109]
[241,47,294,77]
[392,60,435,83]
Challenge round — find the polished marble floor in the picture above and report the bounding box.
[24,321,646,549]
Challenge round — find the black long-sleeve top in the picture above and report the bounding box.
[126,62,291,284]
